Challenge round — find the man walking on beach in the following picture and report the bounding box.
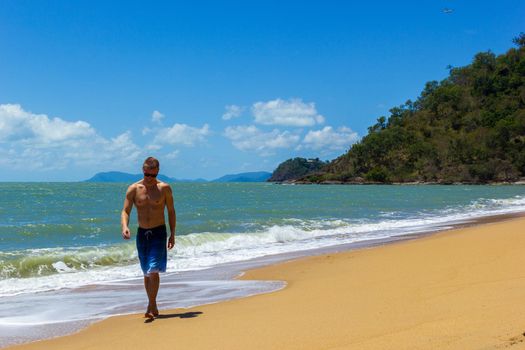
[121,156,176,319]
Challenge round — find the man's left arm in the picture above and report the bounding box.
[164,184,176,249]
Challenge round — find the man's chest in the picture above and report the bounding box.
[135,187,164,207]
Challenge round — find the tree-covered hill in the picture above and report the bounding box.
[301,35,525,184]
[268,158,327,182]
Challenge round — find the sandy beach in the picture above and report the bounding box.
[8,216,525,350]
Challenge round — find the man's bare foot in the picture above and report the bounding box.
[144,305,155,319]
[149,302,159,317]
[152,307,159,317]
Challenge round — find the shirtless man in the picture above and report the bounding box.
[121,157,176,319]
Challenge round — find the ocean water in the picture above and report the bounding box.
[1,183,525,346]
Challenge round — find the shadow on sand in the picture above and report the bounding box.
[145,311,203,323]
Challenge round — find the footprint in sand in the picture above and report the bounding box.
[504,332,525,348]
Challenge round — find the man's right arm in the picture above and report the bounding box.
[121,185,135,240]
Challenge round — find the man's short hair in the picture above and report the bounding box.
[143,156,160,169]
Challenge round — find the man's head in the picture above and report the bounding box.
[142,157,159,180]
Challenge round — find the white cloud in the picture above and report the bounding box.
[146,144,162,151]
[0,104,95,143]
[151,110,165,123]
[251,98,325,127]
[165,150,180,159]
[222,105,243,120]
[73,131,142,165]
[152,123,210,147]
[0,104,143,170]
[224,125,300,156]
[300,126,359,152]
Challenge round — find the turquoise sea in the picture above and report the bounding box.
[1,183,525,346]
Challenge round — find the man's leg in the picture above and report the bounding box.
[143,276,152,317]
[143,273,160,317]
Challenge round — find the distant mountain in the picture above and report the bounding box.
[85,171,271,183]
[212,171,272,182]
[84,172,206,183]
[84,172,143,183]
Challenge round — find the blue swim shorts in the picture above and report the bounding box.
[136,225,167,276]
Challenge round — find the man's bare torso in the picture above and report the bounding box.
[132,180,168,229]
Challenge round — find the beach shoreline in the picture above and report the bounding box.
[6,212,525,350]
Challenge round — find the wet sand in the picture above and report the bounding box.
[8,216,525,350]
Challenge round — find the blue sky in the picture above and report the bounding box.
[0,0,523,181]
